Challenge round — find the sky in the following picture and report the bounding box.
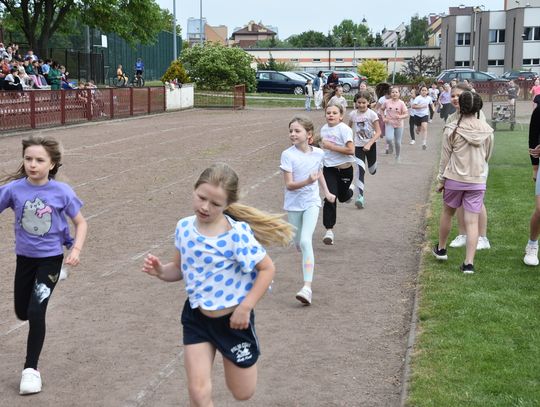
[157,0,505,40]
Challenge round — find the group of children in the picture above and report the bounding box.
[0,78,499,404]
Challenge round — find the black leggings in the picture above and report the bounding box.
[323,165,354,229]
[409,116,415,141]
[355,146,377,197]
[14,255,63,369]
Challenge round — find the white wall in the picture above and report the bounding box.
[523,7,540,25]
[488,11,506,29]
[165,84,194,111]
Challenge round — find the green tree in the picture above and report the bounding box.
[358,60,388,84]
[254,37,291,48]
[331,19,370,47]
[256,53,297,71]
[180,42,256,92]
[161,60,190,84]
[287,30,332,48]
[401,54,441,80]
[403,14,429,46]
[0,0,170,57]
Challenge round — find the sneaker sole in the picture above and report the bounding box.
[355,201,364,209]
[323,237,334,245]
[431,251,448,260]
[295,294,311,305]
[462,270,475,274]
[524,259,539,266]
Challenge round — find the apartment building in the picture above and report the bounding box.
[440,5,540,76]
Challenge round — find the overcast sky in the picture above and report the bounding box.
[157,0,504,39]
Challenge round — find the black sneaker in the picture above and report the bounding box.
[460,263,475,274]
[432,245,448,260]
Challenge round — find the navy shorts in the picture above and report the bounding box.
[414,115,429,125]
[181,300,260,368]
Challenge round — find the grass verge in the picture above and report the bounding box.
[407,128,540,407]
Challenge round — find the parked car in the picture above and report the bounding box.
[293,71,317,81]
[436,68,508,84]
[323,71,367,92]
[501,70,539,81]
[256,70,306,95]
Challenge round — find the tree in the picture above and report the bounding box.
[287,30,332,48]
[403,14,429,46]
[161,60,190,84]
[331,20,370,47]
[256,52,297,71]
[401,54,441,80]
[0,0,170,57]
[180,42,257,92]
[358,60,388,84]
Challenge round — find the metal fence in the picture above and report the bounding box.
[0,87,165,132]
[194,85,246,109]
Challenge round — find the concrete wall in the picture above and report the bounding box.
[165,84,194,111]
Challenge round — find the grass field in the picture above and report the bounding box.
[408,128,540,406]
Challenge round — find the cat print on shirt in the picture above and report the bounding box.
[21,197,52,236]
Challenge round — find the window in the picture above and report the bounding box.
[488,59,505,66]
[456,33,471,46]
[312,58,321,62]
[488,29,505,43]
[455,61,471,67]
[290,58,298,62]
[523,58,540,65]
[335,58,344,62]
[523,27,540,41]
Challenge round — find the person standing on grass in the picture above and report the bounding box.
[507,80,520,106]
[348,90,381,209]
[304,79,313,111]
[412,85,436,150]
[446,83,491,251]
[523,94,540,266]
[432,91,494,274]
[381,86,409,162]
[0,135,87,395]
[529,78,540,109]
[141,163,293,405]
[320,104,355,245]
[313,71,324,110]
[281,116,335,305]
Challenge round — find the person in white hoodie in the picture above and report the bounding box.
[431,91,494,274]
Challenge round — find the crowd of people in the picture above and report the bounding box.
[0,43,76,92]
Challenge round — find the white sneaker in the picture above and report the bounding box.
[323,230,334,245]
[59,266,69,280]
[477,236,491,250]
[449,235,467,248]
[524,243,539,266]
[409,140,416,145]
[295,286,312,305]
[20,368,42,395]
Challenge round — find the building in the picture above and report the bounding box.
[186,18,228,46]
[382,23,406,48]
[427,14,443,47]
[440,5,540,76]
[231,21,277,48]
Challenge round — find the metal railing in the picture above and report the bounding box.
[194,85,246,109]
[0,87,165,132]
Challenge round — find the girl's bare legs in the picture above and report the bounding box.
[438,204,456,249]
[421,122,428,148]
[464,210,480,264]
[454,204,488,238]
[184,343,216,407]
[223,357,258,401]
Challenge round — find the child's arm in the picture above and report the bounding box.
[64,212,87,266]
[321,139,354,155]
[363,120,381,151]
[142,252,183,282]
[317,170,336,203]
[283,170,318,191]
[230,255,275,329]
[437,130,453,191]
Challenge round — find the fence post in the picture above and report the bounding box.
[130,87,134,116]
[110,88,114,119]
[61,91,66,124]
[147,87,151,113]
[163,86,166,112]
[30,92,36,129]
[86,89,92,120]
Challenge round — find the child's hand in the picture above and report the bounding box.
[308,171,320,183]
[325,192,336,203]
[320,139,335,151]
[436,183,445,193]
[142,254,163,277]
[529,145,540,158]
[363,143,372,151]
[230,303,251,330]
[64,248,81,266]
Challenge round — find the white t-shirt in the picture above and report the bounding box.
[348,108,379,147]
[320,122,355,167]
[428,88,440,102]
[328,95,347,112]
[280,145,324,211]
[412,95,432,117]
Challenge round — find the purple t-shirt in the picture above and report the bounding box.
[0,178,83,257]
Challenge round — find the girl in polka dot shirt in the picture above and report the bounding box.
[142,163,293,405]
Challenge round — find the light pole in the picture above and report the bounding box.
[199,0,204,45]
[352,37,357,69]
[471,5,484,70]
[172,0,177,60]
[392,33,398,84]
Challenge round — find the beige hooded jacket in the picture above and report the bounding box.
[437,115,494,186]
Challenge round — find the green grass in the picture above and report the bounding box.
[408,129,540,407]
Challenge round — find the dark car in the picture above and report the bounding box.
[256,71,306,95]
[501,70,539,81]
[436,69,508,84]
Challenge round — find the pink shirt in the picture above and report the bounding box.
[531,85,540,98]
[383,99,408,128]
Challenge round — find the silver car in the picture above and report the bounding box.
[323,71,366,92]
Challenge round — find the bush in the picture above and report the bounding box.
[388,72,409,85]
[161,60,190,84]
[358,60,387,85]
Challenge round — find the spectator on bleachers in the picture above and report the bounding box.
[0,57,9,90]
[18,66,35,89]
[23,58,45,88]
[4,68,23,91]
[25,49,38,62]
[48,61,62,90]
[41,59,51,84]
[32,60,48,87]
[60,65,75,89]
[0,43,8,60]
[10,44,23,62]
[4,46,13,62]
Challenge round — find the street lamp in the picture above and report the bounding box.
[471,5,484,70]
[392,33,398,84]
[352,37,357,69]
[199,0,204,45]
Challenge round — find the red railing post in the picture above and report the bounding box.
[163,86,166,112]
[30,92,36,129]
[61,91,66,124]
[129,87,134,116]
[86,89,92,120]
[147,87,151,113]
[110,88,114,119]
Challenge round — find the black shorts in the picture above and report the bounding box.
[181,300,260,368]
[136,70,143,76]
[414,115,429,126]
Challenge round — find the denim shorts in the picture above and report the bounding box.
[181,300,260,368]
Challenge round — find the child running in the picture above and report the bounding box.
[281,116,335,305]
[0,135,87,395]
[412,85,435,150]
[407,88,417,144]
[432,91,493,274]
[141,163,293,405]
[381,86,408,162]
[328,85,347,113]
[348,90,381,209]
[320,104,356,244]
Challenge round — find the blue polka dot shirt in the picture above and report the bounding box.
[175,215,267,311]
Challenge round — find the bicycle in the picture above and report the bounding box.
[113,75,128,87]
[131,73,145,88]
